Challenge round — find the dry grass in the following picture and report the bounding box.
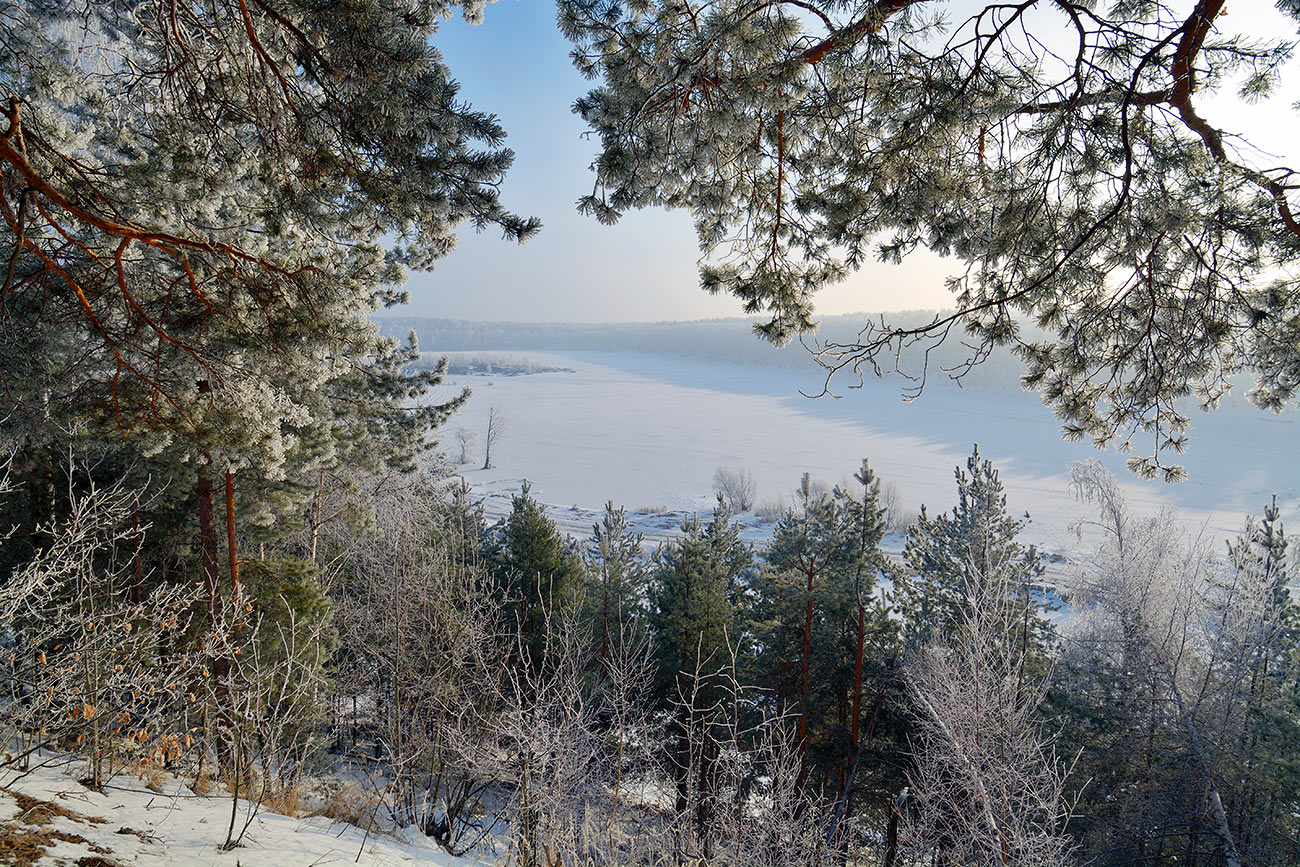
[126,761,168,794]
[4,790,108,826]
[189,764,308,818]
[0,790,115,866]
[310,781,382,832]
[260,781,308,818]
[0,823,54,866]
[189,767,217,796]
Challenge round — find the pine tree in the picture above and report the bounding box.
[1216,499,1299,863]
[752,464,894,793]
[2,1,537,470]
[895,445,1052,662]
[443,477,491,574]
[585,501,647,661]
[560,0,1300,473]
[0,0,524,650]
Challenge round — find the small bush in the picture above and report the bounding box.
[261,782,309,819]
[190,768,217,796]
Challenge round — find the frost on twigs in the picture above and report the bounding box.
[0,471,201,790]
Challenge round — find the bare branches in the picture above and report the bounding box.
[0,468,202,790]
[483,405,507,470]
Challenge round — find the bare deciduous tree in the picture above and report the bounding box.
[901,552,1077,866]
[211,600,332,851]
[326,471,505,855]
[0,470,201,790]
[880,479,916,535]
[483,405,507,470]
[453,426,477,465]
[712,466,756,512]
[1060,460,1292,865]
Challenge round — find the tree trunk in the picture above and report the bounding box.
[883,800,901,867]
[674,696,692,817]
[224,469,241,640]
[197,465,220,623]
[697,726,716,858]
[798,566,815,768]
[198,463,230,768]
[850,602,865,754]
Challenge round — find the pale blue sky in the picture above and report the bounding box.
[396,0,1300,323]
[397,0,956,322]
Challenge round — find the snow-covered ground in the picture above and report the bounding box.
[429,350,1298,557]
[0,757,485,866]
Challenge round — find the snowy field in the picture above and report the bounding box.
[429,350,1299,557]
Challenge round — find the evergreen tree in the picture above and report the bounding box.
[0,2,535,772]
[0,0,527,653]
[649,496,756,851]
[560,0,1300,473]
[490,482,586,669]
[2,0,536,470]
[1049,463,1298,865]
[443,477,491,575]
[895,445,1052,661]
[584,501,647,661]
[751,464,894,793]
[1216,498,1300,863]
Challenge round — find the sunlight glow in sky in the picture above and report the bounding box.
[394,0,1300,324]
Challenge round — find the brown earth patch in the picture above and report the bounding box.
[114,825,161,844]
[0,822,113,866]
[4,790,108,826]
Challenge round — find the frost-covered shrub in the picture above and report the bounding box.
[712,466,757,512]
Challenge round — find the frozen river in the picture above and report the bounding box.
[426,350,1298,554]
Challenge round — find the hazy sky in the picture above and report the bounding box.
[395,0,1300,324]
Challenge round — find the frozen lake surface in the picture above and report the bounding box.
[427,350,1298,556]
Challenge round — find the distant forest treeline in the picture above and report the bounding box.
[377,311,1040,392]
